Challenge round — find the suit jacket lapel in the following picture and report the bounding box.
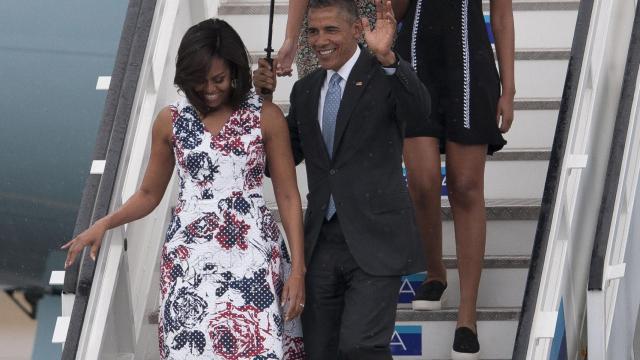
[302,70,330,164]
[332,50,374,156]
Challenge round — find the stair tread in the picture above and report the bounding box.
[396,307,521,321]
[267,198,541,221]
[441,255,530,268]
[146,307,521,324]
[250,49,571,63]
[219,0,579,14]
[273,98,561,113]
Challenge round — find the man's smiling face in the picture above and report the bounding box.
[307,5,361,71]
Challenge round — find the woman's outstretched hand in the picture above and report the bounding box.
[61,220,108,269]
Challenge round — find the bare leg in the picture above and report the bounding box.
[403,137,447,283]
[445,141,487,330]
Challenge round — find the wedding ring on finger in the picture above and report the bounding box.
[299,303,305,308]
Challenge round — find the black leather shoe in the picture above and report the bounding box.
[451,326,480,360]
[411,280,447,310]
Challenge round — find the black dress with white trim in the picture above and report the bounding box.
[396,0,507,154]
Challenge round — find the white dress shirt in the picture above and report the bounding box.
[318,46,361,130]
[317,46,397,130]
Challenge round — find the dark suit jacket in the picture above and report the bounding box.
[286,49,430,276]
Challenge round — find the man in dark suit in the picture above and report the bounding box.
[254,0,430,358]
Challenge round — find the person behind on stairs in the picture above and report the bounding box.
[62,18,306,359]
[253,0,430,358]
[394,0,515,359]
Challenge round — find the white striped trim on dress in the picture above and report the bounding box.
[410,0,424,71]
[461,0,471,129]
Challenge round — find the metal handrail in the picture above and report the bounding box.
[61,0,157,358]
[512,0,595,358]
[587,2,640,294]
[586,3,640,358]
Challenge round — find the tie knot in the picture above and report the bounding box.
[330,73,342,87]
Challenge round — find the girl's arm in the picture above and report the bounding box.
[276,0,310,76]
[392,0,411,22]
[491,0,515,133]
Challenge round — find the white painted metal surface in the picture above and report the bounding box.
[73,1,221,359]
[52,316,70,344]
[526,0,637,358]
[589,58,640,359]
[66,0,598,358]
[96,76,111,90]
[49,271,65,286]
[90,160,106,175]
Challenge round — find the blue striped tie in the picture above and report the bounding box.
[322,73,342,220]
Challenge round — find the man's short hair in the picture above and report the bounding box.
[308,0,359,22]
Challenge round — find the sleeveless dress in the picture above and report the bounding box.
[158,91,304,360]
[395,0,506,154]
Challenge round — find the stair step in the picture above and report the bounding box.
[146,306,519,360]
[273,98,560,114]
[442,255,530,268]
[394,308,519,359]
[399,266,528,308]
[269,99,559,151]
[487,150,550,161]
[144,302,521,325]
[397,307,520,322]
[219,1,579,15]
[257,55,567,99]
[268,198,540,222]
[270,200,539,256]
[249,48,571,64]
[221,1,577,50]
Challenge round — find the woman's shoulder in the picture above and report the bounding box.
[259,99,286,133]
[152,106,176,140]
[260,100,282,119]
[169,97,192,114]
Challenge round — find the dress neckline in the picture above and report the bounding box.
[194,105,235,141]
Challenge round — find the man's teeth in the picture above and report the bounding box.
[319,49,335,55]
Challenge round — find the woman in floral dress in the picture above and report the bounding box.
[63,19,305,360]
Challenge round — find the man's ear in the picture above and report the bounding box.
[353,19,363,39]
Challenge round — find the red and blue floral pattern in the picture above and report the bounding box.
[159,91,304,359]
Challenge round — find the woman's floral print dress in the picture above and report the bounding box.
[159,91,304,360]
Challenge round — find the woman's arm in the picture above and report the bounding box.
[261,101,306,321]
[276,0,310,76]
[491,0,515,133]
[391,0,410,22]
[63,107,176,267]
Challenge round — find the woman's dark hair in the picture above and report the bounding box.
[174,18,251,115]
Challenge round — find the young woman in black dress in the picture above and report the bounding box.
[395,1,514,359]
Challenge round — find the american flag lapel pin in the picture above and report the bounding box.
[355,81,363,86]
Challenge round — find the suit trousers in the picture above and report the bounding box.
[302,216,402,360]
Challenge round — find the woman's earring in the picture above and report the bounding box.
[231,79,237,89]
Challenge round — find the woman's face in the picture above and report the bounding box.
[194,56,232,110]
